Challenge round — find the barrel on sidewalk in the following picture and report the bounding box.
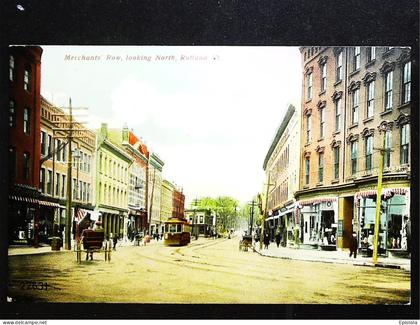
[51,237,62,251]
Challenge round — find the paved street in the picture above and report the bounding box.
[8,237,410,304]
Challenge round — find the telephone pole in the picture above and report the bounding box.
[372,126,390,264]
[52,98,89,250]
[260,173,274,250]
[248,199,256,237]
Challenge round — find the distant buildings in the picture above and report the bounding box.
[262,103,301,246]
[161,180,175,225]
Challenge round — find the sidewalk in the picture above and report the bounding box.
[253,242,411,271]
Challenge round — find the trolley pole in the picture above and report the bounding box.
[372,128,387,265]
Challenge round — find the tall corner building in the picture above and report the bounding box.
[296,47,411,253]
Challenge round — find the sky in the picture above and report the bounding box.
[40,46,302,205]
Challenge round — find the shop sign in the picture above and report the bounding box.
[337,220,343,237]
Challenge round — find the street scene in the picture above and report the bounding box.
[6,46,412,305]
[8,235,410,304]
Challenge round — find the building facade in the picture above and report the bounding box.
[40,96,96,246]
[173,187,185,219]
[296,47,411,253]
[161,180,175,223]
[108,126,149,240]
[185,209,213,237]
[148,153,164,235]
[8,46,49,246]
[96,123,133,240]
[263,103,301,246]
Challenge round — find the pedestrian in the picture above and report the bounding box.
[349,232,358,258]
[275,231,281,248]
[113,234,118,251]
[263,232,270,249]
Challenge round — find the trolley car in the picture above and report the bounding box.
[163,217,191,246]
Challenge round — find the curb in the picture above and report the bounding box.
[253,247,407,270]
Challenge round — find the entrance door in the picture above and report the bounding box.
[303,215,310,243]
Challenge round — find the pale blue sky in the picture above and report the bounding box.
[40,46,302,205]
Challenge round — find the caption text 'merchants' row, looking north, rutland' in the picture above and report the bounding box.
[64,54,208,61]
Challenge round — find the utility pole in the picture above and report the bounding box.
[372,126,390,265]
[260,173,273,250]
[148,168,156,235]
[52,98,89,250]
[249,200,256,237]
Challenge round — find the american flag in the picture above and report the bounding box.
[75,208,87,224]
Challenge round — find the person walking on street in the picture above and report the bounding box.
[349,232,358,258]
[275,231,281,248]
[113,234,118,251]
[263,232,270,249]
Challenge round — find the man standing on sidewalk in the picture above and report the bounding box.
[349,232,358,258]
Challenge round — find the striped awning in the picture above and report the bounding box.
[298,197,337,207]
[9,195,60,207]
[354,188,409,201]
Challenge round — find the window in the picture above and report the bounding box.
[73,179,77,199]
[62,142,67,161]
[47,170,53,194]
[400,124,410,165]
[56,140,61,161]
[351,142,358,175]
[367,47,376,62]
[352,89,359,124]
[305,157,310,185]
[402,62,411,104]
[318,153,324,182]
[366,81,375,118]
[56,172,60,196]
[365,135,373,172]
[87,183,90,202]
[23,108,30,134]
[79,180,83,201]
[321,63,327,92]
[23,152,30,180]
[334,147,340,179]
[354,47,360,70]
[385,130,392,168]
[336,51,343,81]
[306,115,312,143]
[40,168,45,193]
[9,147,16,179]
[9,100,16,127]
[307,73,313,100]
[335,98,341,132]
[319,107,325,138]
[24,67,31,91]
[61,175,66,197]
[199,216,204,223]
[41,131,47,155]
[47,135,52,155]
[385,71,393,110]
[9,55,15,81]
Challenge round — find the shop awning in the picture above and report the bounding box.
[297,197,337,207]
[354,188,409,201]
[9,195,60,207]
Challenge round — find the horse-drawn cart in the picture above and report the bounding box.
[239,235,253,251]
[74,230,112,263]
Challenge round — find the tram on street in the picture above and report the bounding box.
[163,217,191,246]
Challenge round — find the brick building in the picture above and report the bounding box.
[39,96,96,246]
[172,187,185,219]
[296,47,411,253]
[8,46,50,246]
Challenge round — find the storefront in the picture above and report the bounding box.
[296,197,338,247]
[354,188,410,254]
